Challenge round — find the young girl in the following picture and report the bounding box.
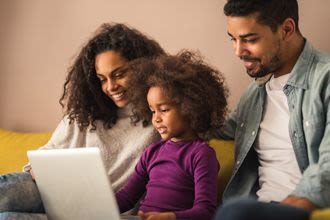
[115,51,228,220]
[0,23,165,220]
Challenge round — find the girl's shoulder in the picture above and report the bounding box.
[144,139,167,152]
[190,138,212,150]
[189,139,217,158]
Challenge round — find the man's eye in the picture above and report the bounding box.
[244,38,258,43]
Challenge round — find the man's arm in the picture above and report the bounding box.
[286,73,330,209]
[212,108,238,140]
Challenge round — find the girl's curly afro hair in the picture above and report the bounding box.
[127,50,229,135]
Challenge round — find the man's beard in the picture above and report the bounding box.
[243,55,281,78]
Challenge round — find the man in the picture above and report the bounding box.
[213,0,330,219]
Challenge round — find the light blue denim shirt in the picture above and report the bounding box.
[215,40,330,208]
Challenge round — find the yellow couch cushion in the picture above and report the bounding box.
[208,139,235,201]
[0,128,51,174]
[310,208,330,220]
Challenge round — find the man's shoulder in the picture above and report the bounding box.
[307,43,330,76]
[313,47,330,63]
[307,47,330,87]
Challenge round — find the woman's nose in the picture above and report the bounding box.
[106,79,118,92]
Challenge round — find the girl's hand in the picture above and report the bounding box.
[138,211,176,220]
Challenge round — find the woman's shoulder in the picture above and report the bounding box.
[41,116,91,149]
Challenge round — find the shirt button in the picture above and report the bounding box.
[240,123,244,127]
[236,160,240,165]
[252,131,256,136]
[305,121,310,127]
[294,131,297,137]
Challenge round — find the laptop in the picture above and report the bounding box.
[27,147,139,220]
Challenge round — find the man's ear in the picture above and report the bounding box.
[281,18,296,40]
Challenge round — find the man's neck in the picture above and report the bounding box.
[273,36,305,78]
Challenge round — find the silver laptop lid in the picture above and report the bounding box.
[28,147,121,220]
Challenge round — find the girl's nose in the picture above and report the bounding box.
[153,113,162,124]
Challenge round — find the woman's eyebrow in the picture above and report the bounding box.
[110,67,123,75]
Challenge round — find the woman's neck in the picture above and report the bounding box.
[117,103,133,118]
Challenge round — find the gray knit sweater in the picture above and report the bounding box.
[39,106,159,192]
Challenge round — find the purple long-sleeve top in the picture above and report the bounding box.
[115,139,220,220]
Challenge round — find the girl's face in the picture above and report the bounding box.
[147,86,196,142]
[95,50,129,108]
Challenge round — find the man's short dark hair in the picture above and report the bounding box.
[224,0,300,33]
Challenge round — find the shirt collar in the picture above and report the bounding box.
[286,39,314,90]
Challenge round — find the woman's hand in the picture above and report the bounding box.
[281,195,319,212]
[138,211,176,220]
[23,163,35,180]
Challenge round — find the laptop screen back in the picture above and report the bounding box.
[28,147,121,220]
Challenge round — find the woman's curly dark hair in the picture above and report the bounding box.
[127,50,229,135]
[59,23,165,130]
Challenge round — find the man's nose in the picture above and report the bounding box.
[234,41,246,57]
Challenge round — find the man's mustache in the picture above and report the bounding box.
[240,56,260,62]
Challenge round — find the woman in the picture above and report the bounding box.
[0,23,165,219]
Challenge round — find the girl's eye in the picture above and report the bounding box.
[150,110,155,114]
[161,109,169,113]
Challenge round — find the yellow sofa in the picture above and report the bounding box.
[0,128,328,219]
[0,128,51,174]
[0,128,235,199]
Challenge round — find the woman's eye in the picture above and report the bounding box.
[113,72,123,78]
[99,78,106,84]
[113,68,128,78]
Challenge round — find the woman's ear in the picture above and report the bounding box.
[281,18,296,40]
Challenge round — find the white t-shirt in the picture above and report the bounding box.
[255,74,302,202]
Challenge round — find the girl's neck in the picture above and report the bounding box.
[170,131,199,142]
